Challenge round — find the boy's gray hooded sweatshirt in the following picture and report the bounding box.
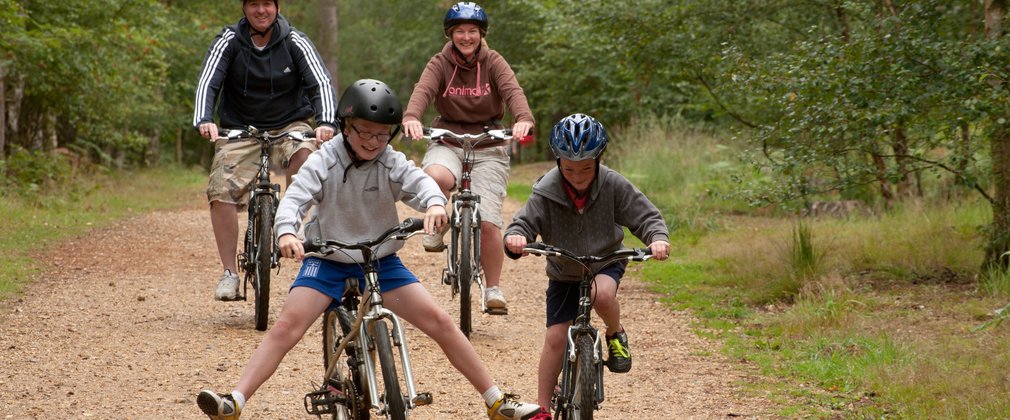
[505,165,669,282]
[275,135,447,263]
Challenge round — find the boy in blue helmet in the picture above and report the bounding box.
[503,114,670,418]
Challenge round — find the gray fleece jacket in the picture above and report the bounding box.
[505,165,670,282]
[274,135,447,263]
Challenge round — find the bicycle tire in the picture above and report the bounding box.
[321,310,360,420]
[457,206,474,338]
[372,321,406,420]
[572,334,597,420]
[253,194,273,331]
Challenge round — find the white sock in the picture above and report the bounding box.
[482,386,502,407]
[230,390,246,409]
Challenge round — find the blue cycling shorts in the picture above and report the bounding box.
[291,255,418,311]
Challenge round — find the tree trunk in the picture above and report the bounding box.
[146,130,160,167]
[0,64,6,161]
[892,125,915,198]
[9,74,23,148]
[317,1,340,93]
[985,0,1010,268]
[870,150,895,204]
[176,128,183,165]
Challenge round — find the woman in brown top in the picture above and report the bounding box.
[402,2,534,314]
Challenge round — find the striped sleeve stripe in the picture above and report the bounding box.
[290,32,335,124]
[192,29,235,127]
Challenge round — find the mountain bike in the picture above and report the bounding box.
[521,243,652,420]
[420,127,512,338]
[303,218,433,420]
[217,126,315,331]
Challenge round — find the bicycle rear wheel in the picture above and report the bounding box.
[372,320,406,420]
[572,334,597,420]
[457,206,474,338]
[253,194,273,331]
[321,309,363,420]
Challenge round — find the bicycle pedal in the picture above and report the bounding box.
[485,307,508,315]
[303,387,347,415]
[412,392,433,407]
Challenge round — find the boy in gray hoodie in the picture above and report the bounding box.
[504,114,671,416]
[198,80,541,420]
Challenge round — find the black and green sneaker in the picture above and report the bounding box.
[606,331,632,373]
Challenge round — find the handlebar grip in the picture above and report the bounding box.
[422,127,432,136]
[525,242,548,251]
[302,241,323,253]
[401,217,424,233]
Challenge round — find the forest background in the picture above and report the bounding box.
[5,0,1010,417]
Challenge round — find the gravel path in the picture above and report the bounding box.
[0,188,774,419]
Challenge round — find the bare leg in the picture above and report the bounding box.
[235,287,332,399]
[383,283,494,392]
[537,323,569,408]
[285,148,312,185]
[424,164,456,207]
[480,222,503,288]
[591,274,622,336]
[210,200,239,273]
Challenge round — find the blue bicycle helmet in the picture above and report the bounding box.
[444,2,488,35]
[549,114,609,161]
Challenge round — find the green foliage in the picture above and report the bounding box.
[0,165,206,299]
[0,146,73,198]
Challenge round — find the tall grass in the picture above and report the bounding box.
[609,115,749,236]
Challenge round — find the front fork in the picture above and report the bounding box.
[357,284,429,413]
[442,194,487,310]
[557,326,606,411]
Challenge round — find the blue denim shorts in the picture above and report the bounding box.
[292,255,418,311]
[545,263,625,327]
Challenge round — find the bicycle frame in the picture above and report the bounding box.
[521,243,652,419]
[303,218,432,419]
[421,127,512,337]
[219,126,314,331]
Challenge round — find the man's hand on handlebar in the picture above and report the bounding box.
[315,125,335,142]
[199,122,219,142]
[279,233,305,261]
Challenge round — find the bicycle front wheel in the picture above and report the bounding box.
[572,334,597,420]
[372,320,406,420]
[457,206,474,338]
[253,194,273,331]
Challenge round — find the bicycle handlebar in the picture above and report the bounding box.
[216,126,317,142]
[420,127,512,146]
[521,242,653,268]
[303,218,425,255]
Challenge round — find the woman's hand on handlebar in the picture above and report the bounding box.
[199,122,219,141]
[279,233,305,261]
[511,121,533,140]
[316,125,335,142]
[504,234,528,256]
[649,240,670,261]
[402,120,424,141]
[424,204,448,235]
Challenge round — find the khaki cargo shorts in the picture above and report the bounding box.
[421,142,510,228]
[206,120,318,208]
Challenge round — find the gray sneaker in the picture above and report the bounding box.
[484,286,507,310]
[214,271,240,301]
[422,224,449,252]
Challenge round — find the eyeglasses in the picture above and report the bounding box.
[349,124,393,142]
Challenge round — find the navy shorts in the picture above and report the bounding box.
[545,263,625,327]
[292,255,418,311]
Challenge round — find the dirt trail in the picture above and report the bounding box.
[0,189,774,419]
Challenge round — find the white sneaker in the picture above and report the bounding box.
[484,286,507,310]
[487,393,541,420]
[214,271,240,301]
[422,225,448,252]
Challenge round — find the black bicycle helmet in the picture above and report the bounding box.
[337,79,403,128]
[549,114,609,161]
[444,2,488,35]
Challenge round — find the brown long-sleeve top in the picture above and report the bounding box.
[404,41,534,134]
